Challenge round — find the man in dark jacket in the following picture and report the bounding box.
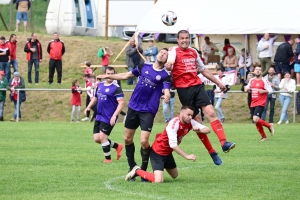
[47,32,65,85]
[126,38,143,85]
[274,39,294,80]
[24,33,42,84]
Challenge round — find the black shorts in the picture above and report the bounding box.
[124,107,155,132]
[177,84,212,117]
[150,148,176,171]
[93,121,114,135]
[250,106,265,118]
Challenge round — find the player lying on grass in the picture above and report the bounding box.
[125,105,210,183]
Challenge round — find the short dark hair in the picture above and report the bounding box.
[204,36,210,40]
[53,32,58,35]
[85,61,91,67]
[181,105,195,112]
[217,68,224,72]
[269,66,275,71]
[254,65,262,70]
[31,32,36,37]
[105,66,116,73]
[224,38,230,45]
[10,34,16,41]
[83,74,89,78]
[161,48,168,52]
[177,30,190,39]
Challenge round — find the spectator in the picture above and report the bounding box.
[274,39,294,80]
[257,33,278,76]
[47,32,65,85]
[8,72,26,122]
[81,74,92,121]
[15,0,31,32]
[8,34,18,73]
[0,70,8,121]
[101,47,113,73]
[202,36,219,63]
[294,38,300,86]
[70,79,82,122]
[277,72,296,125]
[241,73,254,121]
[126,38,143,85]
[261,67,280,125]
[213,68,230,123]
[222,38,235,60]
[83,61,93,77]
[24,33,42,84]
[87,76,98,122]
[223,48,237,71]
[238,48,253,84]
[143,40,158,63]
[161,78,175,123]
[0,36,10,82]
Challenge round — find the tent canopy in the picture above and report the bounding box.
[136,0,300,34]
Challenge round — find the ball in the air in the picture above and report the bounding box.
[162,11,177,26]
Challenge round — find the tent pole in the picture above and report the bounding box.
[105,0,109,40]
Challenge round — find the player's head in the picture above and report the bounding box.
[177,30,190,49]
[105,66,116,83]
[253,66,262,77]
[180,105,195,124]
[156,48,168,65]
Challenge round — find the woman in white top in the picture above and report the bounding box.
[278,72,296,124]
[213,68,230,123]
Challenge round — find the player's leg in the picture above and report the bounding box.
[107,139,123,160]
[164,153,178,181]
[139,112,155,172]
[252,106,273,141]
[177,86,222,164]
[124,108,139,170]
[98,122,114,162]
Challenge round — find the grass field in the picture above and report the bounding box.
[1,122,299,200]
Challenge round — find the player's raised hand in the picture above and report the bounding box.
[165,62,173,71]
[186,154,196,162]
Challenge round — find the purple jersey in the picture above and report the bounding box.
[129,63,171,116]
[95,81,124,124]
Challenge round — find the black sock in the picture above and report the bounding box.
[108,139,118,149]
[102,141,111,160]
[125,143,136,170]
[140,146,151,171]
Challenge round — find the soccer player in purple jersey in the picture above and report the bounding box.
[97,48,171,181]
[85,67,125,163]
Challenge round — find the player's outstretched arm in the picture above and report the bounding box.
[96,72,134,81]
[173,146,196,162]
[84,97,97,115]
[191,119,210,134]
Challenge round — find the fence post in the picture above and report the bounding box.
[16,89,20,122]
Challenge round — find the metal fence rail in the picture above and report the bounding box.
[0,88,298,122]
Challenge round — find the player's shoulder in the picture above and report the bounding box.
[168,116,180,128]
[112,80,121,87]
[168,46,179,51]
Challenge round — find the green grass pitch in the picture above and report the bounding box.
[1,122,299,200]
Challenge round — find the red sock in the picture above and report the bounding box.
[257,119,270,128]
[197,133,216,154]
[256,122,266,138]
[136,169,155,182]
[210,120,226,146]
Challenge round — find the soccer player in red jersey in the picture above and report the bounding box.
[244,66,274,141]
[125,105,210,183]
[165,30,235,162]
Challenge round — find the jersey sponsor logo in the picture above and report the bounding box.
[141,77,157,88]
[148,128,152,131]
[156,75,161,81]
[145,71,149,74]
[105,88,110,92]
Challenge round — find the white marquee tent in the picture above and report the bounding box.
[136,0,300,34]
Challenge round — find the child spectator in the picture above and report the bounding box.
[82,74,92,121]
[101,47,113,73]
[84,61,93,77]
[71,79,82,122]
[88,76,98,122]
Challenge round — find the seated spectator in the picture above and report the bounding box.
[143,40,158,63]
[238,48,253,84]
[8,72,26,122]
[0,70,8,121]
[84,61,93,77]
[102,47,113,73]
[222,38,235,61]
[223,48,237,72]
[278,72,296,125]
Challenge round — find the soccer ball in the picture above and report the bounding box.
[161,11,177,26]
